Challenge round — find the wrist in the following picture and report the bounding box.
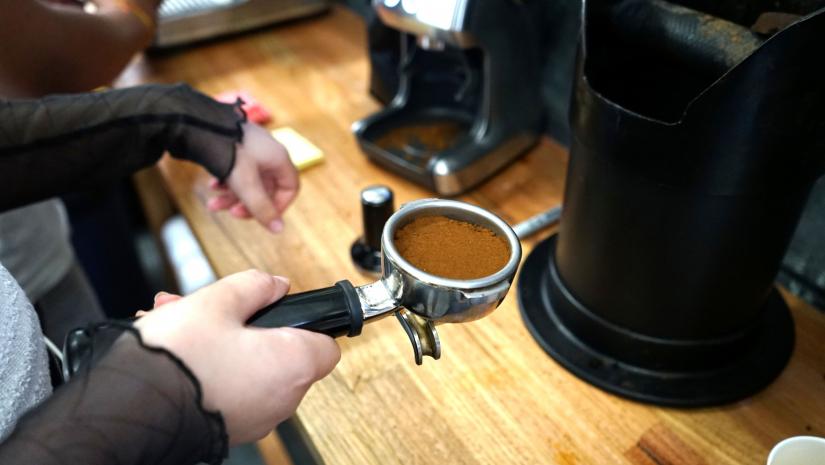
[118,326,230,464]
[57,323,229,465]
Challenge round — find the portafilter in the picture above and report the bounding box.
[248,199,522,364]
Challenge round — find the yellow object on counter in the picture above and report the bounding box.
[271,127,325,171]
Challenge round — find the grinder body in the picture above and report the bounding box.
[354,0,544,195]
[519,0,825,406]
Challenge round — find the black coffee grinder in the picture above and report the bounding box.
[353,0,544,196]
[519,0,825,407]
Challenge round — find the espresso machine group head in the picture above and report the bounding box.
[353,0,544,196]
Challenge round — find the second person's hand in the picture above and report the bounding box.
[208,122,300,234]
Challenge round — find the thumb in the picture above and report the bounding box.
[189,270,291,322]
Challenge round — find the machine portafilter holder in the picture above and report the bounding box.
[518,0,825,406]
[249,199,521,364]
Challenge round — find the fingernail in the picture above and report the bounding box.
[269,218,284,233]
[153,291,169,302]
[273,276,290,286]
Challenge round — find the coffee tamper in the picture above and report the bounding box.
[350,185,394,277]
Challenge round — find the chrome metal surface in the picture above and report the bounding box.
[159,0,244,19]
[356,280,398,321]
[381,199,521,324]
[373,0,475,48]
[431,133,537,196]
[154,0,330,48]
[361,185,393,206]
[513,205,563,239]
[416,35,446,51]
[396,309,441,365]
[347,199,520,363]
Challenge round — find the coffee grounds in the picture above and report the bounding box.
[394,215,510,280]
[375,121,463,156]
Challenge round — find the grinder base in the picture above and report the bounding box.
[518,235,795,407]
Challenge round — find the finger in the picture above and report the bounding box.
[209,178,229,191]
[207,193,239,211]
[233,166,282,232]
[264,158,299,214]
[216,191,241,204]
[273,183,299,217]
[229,203,253,219]
[135,310,150,318]
[188,270,291,321]
[154,292,183,308]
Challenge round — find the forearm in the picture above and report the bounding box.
[0,326,227,465]
[0,0,158,97]
[0,83,245,212]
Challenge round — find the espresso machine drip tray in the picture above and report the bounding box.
[354,107,473,187]
[372,120,466,164]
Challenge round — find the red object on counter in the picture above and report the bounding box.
[215,90,272,125]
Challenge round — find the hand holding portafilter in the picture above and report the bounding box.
[248,199,522,364]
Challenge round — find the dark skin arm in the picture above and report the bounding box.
[0,0,160,98]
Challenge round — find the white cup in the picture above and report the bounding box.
[768,436,825,465]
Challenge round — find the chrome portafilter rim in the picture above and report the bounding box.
[372,198,522,363]
[381,199,522,290]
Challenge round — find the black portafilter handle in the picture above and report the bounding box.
[247,280,364,338]
[61,281,365,380]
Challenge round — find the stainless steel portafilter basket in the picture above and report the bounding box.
[249,199,522,364]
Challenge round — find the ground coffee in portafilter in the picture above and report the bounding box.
[394,215,509,280]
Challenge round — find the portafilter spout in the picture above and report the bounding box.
[248,199,522,364]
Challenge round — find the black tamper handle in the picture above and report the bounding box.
[361,185,394,249]
[247,280,363,338]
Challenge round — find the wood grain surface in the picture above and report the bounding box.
[119,7,825,465]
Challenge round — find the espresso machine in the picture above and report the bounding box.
[353,0,544,196]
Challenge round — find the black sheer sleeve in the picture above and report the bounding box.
[0,83,246,212]
[0,324,228,465]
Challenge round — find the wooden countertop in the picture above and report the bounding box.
[120,6,825,464]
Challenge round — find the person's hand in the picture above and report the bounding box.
[134,291,181,317]
[208,123,299,234]
[133,270,340,445]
